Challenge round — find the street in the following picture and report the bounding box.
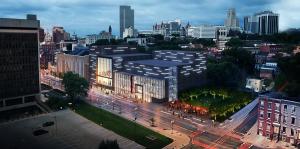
[87,90,258,149]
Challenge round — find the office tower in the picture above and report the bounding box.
[109,25,112,35]
[256,11,279,35]
[244,16,258,34]
[120,5,134,38]
[225,8,239,28]
[0,14,40,111]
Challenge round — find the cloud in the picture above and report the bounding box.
[271,0,300,31]
[0,0,298,36]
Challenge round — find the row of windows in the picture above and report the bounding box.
[260,100,297,113]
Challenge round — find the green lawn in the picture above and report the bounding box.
[74,101,172,149]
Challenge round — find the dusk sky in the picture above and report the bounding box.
[0,0,299,36]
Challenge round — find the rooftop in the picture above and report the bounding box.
[130,59,188,67]
[104,53,151,58]
[0,14,40,28]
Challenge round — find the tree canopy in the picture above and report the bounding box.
[206,61,242,88]
[275,54,300,97]
[62,72,89,101]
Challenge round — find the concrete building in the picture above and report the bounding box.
[52,26,70,43]
[123,26,137,38]
[40,42,57,69]
[0,14,41,111]
[114,50,207,102]
[120,5,134,38]
[126,38,147,46]
[153,20,184,37]
[245,78,263,93]
[216,26,231,50]
[258,93,300,146]
[225,8,239,28]
[244,16,258,34]
[187,25,217,39]
[90,46,207,103]
[56,47,90,80]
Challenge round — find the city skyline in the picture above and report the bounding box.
[0,0,299,36]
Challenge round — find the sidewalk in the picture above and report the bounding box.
[88,100,191,149]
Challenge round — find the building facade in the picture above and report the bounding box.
[114,50,207,102]
[258,93,300,146]
[187,25,217,39]
[0,14,40,111]
[40,42,56,69]
[56,49,90,80]
[225,8,239,28]
[120,5,134,38]
[244,11,279,35]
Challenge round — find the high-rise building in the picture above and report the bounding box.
[120,5,134,38]
[244,16,258,34]
[225,8,239,28]
[244,11,279,35]
[256,11,279,35]
[0,14,40,111]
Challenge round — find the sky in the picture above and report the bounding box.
[0,0,299,36]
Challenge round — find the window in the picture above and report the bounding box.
[259,121,263,128]
[274,126,279,133]
[275,103,280,111]
[291,129,294,136]
[260,111,264,118]
[284,105,287,112]
[283,116,287,123]
[260,100,264,107]
[267,124,271,131]
[267,112,271,119]
[292,117,295,125]
[292,106,296,113]
[275,113,279,122]
[282,127,286,133]
[268,102,272,109]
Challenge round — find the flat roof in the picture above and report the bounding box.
[104,53,151,57]
[0,18,40,28]
[130,59,188,67]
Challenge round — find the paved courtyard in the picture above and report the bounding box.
[0,109,144,149]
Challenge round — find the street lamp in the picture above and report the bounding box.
[134,107,138,137]
[171,120,175,134]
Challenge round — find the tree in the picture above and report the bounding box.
[225,38,244,48]
[223,48,255,75]
[276,54,300,97]
[206,62,242,88]
[62,72,89,102]
[99,140,120,149]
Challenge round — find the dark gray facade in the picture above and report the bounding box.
[120,5,134,38]
[0,15,40,111]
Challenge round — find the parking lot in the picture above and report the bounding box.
[0,110,144,149]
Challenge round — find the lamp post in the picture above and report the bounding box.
[134,107,138,137]
[171,120,175,134]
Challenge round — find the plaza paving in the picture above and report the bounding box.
[0,110,144,149]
